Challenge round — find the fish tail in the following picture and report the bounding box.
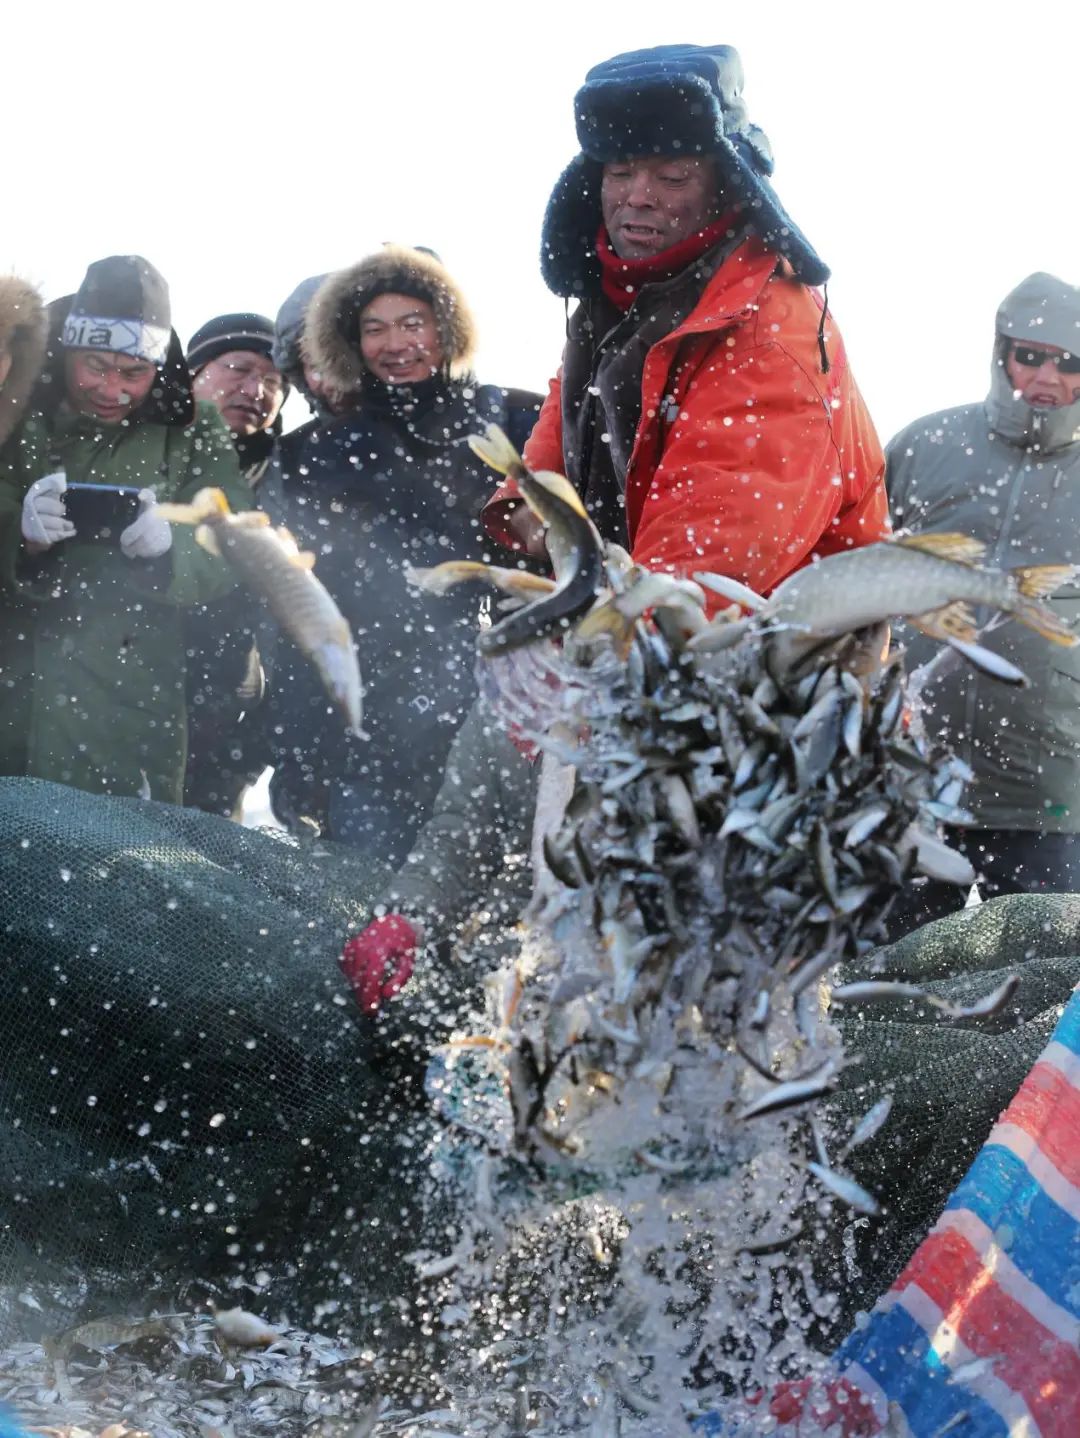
[155,487,232,526]
[467,423,522,476]
[1013,562,1078,600]
[1006,563,1078,644]
[1012,593,1079,646]
[194,523,221,556]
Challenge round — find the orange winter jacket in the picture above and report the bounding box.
[483,242,888,606]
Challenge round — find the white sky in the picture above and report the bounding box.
[6,1,1080,440]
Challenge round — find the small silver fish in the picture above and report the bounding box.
[843,1095,894,1156]
[808,1160,880,1216]
[738,1062,839,1121]
[830,973,1019,1021]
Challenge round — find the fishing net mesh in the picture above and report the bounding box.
[2,773,1079,1374]
[0,777,466,1347]
[820,891,1080,1339]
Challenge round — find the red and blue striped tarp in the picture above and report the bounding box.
[698,985,1080,1436]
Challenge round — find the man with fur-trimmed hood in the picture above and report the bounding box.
[0,276,47,448]
[264,245,541,859]
[483,44,888,601]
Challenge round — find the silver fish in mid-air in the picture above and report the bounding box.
[455,425,606,653]
[691,532,1078,675]
[156,488,364,734]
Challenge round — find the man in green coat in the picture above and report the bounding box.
[0,256,251,804]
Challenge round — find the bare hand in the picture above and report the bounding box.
[506,503,548,560]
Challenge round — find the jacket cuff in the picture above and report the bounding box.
[482,478,527,552]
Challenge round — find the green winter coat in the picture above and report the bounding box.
[0,403,250,803]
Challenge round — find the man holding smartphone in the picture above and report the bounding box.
[0,255,250,804]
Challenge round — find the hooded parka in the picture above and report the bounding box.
[0,302,250,804]
[887,272,1080,832]
[0,277,47,449]
[264,247,541,857]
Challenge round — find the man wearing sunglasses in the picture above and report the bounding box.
[886,271,1080,934]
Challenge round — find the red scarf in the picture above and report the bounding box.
[597,213,743,312]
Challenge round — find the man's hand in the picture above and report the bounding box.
[21,471,74,552]
[120,489,172,560]
[339,914,420,1014]
[506,502,549,560]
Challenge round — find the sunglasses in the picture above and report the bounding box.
[1009,343,1080,375]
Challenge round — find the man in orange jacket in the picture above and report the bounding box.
[344,45,891,1014]
[484,43,888,600]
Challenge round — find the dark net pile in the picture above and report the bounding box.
[819,890,1080,1341]
[2,770,1079,1423]
[0,777,469,1354]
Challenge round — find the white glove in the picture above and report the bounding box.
[120,489,172,560]
[21,470,75,549]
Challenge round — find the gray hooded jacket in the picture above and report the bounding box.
[887,272,1080,831]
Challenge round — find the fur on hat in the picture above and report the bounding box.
[541,43,828,299]
[0,276,47,447]
[305,246,478,393]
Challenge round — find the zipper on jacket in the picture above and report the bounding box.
[958,447,1030,774]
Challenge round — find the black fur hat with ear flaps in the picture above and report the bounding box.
[305,246,478,396]
[541,43,829,300]
[0,276,48,447]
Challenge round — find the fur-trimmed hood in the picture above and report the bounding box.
[0,276,47,446]
[305,246,478,394]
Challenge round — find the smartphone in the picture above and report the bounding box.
[64,484,144,542]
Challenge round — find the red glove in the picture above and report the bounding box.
[339,914,419,1014]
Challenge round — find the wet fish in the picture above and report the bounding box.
[842,1095,894,1156]
[212,1306,282,1348]
[690,533,1078,662]
[830,973,1019,1021]
[899,823,976,886]
[406,559,556,602]
[46,1314,170,1357]
[807,1161,880,1216]
[464,425,605,654]
[737,1062,839,1121]
[155,488,364,734]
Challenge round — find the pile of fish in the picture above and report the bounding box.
[0,1307,464,1437]
[6,428,1074,1436]
[400,427,1074,1430]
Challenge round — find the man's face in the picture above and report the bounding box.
[301,358,350,415]
[359,293,443,385]
[64,350,158,424]
[192,350,286,435]
[601,155,721,260]
[1004,339,1080,409]
[0,349,12,389]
